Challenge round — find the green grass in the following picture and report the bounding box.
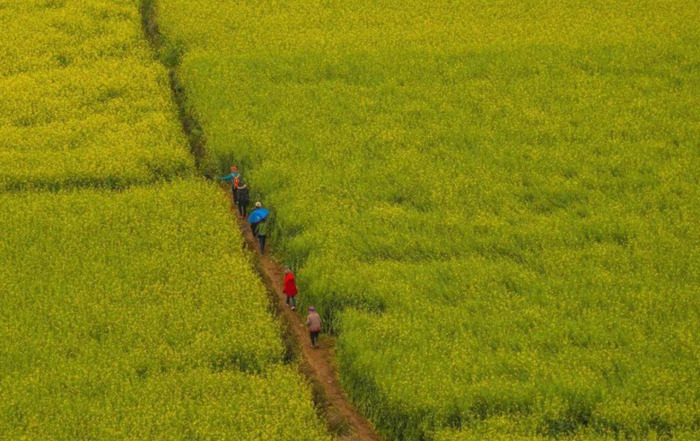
[155,0,700,439]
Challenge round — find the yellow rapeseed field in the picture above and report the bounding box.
[0,0,192,190]
[155,0,699,439]
[1,1,333,438]
[0,182,330,439]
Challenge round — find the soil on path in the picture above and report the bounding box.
[228,195,384,441]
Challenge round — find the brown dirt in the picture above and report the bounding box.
[227,193,384,441]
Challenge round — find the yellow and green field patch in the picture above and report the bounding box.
[1,1,333,438]
[0,181,330,439]
[155,0,700,439]
[0,0,192,190]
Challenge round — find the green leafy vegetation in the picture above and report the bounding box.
[0,0,193,190]
[0,1,332,438]
[0,182,330,439]
[155,0,700,438]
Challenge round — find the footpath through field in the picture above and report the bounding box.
[139,3,375,437]
[226,192,383,441]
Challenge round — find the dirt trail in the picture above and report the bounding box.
[139,3,381,438]
[227,194,383,441]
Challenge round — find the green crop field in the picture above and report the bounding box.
[0,0,193,191]
[1,1,331,439]
[155,0,699,439]
[0,182,329,439]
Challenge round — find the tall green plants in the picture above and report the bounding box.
[155,0,699,439]
[0,1,332,438]
[0,182,330,439]
[0,0,192,191]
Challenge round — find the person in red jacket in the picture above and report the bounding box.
[283,267,298,310]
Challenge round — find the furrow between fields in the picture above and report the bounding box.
[139,0,206,170]
[139,3,383,439]
[227,192,385,441]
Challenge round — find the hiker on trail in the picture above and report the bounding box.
[306,306,322,348]
[256,217,269,253]
[283,267,298,310]
[236,181,250,217]
[250,201,263,237]
[220,166,241,204]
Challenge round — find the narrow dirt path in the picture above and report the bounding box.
[226,192,383,441]
[140,3,382,439]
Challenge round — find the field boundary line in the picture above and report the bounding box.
[140,0,206,169]
[139,1,384,439]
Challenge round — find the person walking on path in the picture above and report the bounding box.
[236,181,250,217]
[256,217,269,253]
[250,201,263,237]
[220,166,241,204]
[306,306,322,348]
[283,267,298,310]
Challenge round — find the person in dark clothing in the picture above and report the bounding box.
[236,182,250,217]
[220,166,240,204]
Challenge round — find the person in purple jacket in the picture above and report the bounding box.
[306,306,322,348]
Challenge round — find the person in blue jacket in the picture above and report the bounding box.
[250,201,263,237]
